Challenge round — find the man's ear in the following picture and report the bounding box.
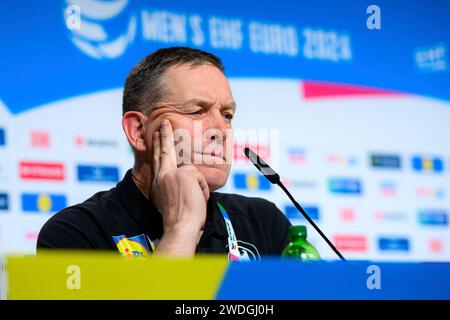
[122,111,147,152]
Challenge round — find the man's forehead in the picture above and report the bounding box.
[164,63,224,82]
[160,64,235,107]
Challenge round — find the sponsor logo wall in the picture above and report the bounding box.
[0,0,449,261]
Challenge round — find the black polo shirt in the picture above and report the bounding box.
[37,169,291,258]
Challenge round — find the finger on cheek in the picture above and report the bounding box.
[153,131,160,148]
[152,131,160,172]
[161,118,170,131]
[159,120,168,142]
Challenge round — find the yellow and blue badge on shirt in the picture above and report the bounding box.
[112,234,155,257]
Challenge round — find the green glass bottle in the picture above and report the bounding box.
[282,225,321,260]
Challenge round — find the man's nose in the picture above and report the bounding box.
[205,128,223,144]
[204,111,228,143]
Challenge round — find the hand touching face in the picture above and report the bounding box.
[144,63,236,191]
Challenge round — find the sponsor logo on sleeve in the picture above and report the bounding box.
[112,234,152,257]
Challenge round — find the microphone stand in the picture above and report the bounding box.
[244,147,346,261]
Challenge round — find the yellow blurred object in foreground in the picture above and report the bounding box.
[5,251,228,300]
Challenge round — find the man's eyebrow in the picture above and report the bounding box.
[182,98,236,111]
[223,101,237,111]
[181,98,213,107]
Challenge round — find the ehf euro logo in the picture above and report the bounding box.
[64,0,137,60]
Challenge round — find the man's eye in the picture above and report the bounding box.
[189,110,204,116]
[223,113,234,121]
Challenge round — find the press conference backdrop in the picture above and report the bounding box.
[0,0,449,261]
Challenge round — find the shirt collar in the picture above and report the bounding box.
[116,169,228,240]
[116,169,163,239]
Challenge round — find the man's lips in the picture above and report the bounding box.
[193,151,227,162]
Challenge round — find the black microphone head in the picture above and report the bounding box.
[244,147,280,184]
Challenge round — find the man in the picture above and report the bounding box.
[37,47,291,260]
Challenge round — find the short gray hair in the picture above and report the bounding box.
[122,46,225,115]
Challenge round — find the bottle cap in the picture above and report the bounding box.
[289,225,307,238]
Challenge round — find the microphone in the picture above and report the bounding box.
[244,147,346,261]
